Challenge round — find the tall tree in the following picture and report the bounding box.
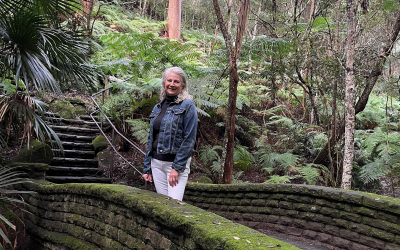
[314,9,400,166]
[341,0,357,189]
[167,0,181,39]
[213,0,250,184]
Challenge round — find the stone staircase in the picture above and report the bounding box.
[44,113,112,184]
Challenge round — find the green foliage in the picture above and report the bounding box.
[299,164,327,185]
[0,0,97,94]
[0,165,34,250]
[199,145,223,166]
[264,175,294,184]
[233,145,254,171]
[231,171,249,184]
[126,119,150,144]
[0,93,63,151]
[259,152,300,174]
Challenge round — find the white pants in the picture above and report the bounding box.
[151,158,191,201]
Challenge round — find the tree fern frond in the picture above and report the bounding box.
[359,159,389,184]
[264,175,293,184]
[299,165,320,185]
[126,119,149,144]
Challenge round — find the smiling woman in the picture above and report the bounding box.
[141,67,198,201]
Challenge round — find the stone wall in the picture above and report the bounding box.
[184,183,400,250]
[22,181,299,250]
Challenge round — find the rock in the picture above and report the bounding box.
[11,140,54,164]
[92,135,108,153]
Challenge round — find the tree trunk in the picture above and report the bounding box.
[212,0,249,184]
[314,3,400,166]
[167,0,181,39]
[341,0,357,189]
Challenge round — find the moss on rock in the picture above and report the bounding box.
[92,135,108,153]
[11,140,53,164]
[191,176,213,184]
[50,100,76,119]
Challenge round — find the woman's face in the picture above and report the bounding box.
[164,72,183,96]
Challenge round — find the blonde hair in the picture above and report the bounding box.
[160,67,192,102]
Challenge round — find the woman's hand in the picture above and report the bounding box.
[142,174,153,182]
[169,169,179,187]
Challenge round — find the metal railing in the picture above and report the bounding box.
[90,86,145,180]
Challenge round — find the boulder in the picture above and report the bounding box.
[92,135,108,153]
[11,140,54,164]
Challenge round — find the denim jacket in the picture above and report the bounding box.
[143,98,198,174]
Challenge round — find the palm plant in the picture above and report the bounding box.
[0,165,34,250]
[0,0,97,94]
[0,0,98,149]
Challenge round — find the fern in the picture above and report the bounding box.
[359,159,389,184]
[299,165,320,185]
[232,171,249,184]
[264,175,293,184]
[259,152,300,174]
[199,145,223,165]
[126,119,149,144]
[233,145,254,171]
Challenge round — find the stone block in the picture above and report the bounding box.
[349,222,372,236]
[306,221,324,232]
[332,218,350,228]
[257,206,272,214]
[275,224,287,233]
[340,211,361,223]
[357,235,385,250]
[370,227,395,242]
[267,215,280,223]
[244,192,259,199]
[339,228,360,241]
[271,208,286,216]
[251,199,266,206]
[385,243,400,250]
[377,211,398,224]
[302,229,318,239]
[293,203,310,212]
[331,236,352,249]
[265,200,279,208]
[279,201,293,209]
[292,219,307,229]
[316,232,333,243]
[320,206,340,218]
[287,226,302,236]
[280,216,293,226]
[353,206,377,217]
[324,225,340,236]
[341,192,363,205]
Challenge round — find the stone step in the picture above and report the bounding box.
[57,141,94,150]
[47,166,102,176]
[45,176,112,184]
[48,125,100,136]
[56,133,95,143]
[51,157,98,167]
[45,117,103,128]
[52,149,95,159]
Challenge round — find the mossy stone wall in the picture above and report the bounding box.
[22,181,299,250]
[184,183,400,250]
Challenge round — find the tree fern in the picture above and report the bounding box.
[199,145,223,165]
[126,119,149,144]
[259,152,300,174]
[299,165,320,185]
[264,175,294,184]
[233,145,254,171]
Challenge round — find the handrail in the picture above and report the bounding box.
[90,87,145,181]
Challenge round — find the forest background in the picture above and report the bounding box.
[2,0,400,199]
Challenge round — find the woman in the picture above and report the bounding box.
[142,67,198,201]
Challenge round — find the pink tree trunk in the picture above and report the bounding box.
[167,0,181,39]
